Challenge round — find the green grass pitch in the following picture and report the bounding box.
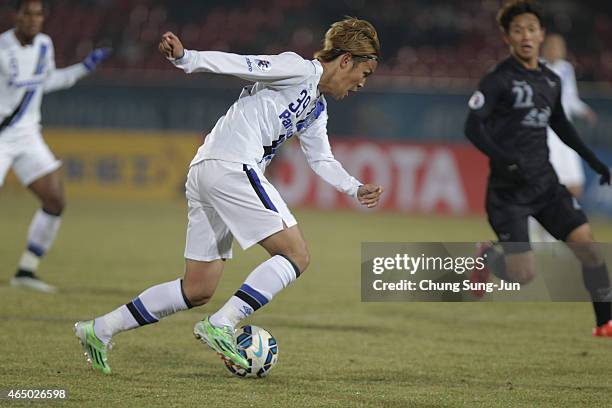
[1,194,612,407]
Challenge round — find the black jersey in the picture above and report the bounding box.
[468,56,563,191]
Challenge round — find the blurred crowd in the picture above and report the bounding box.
[1,0,611,81]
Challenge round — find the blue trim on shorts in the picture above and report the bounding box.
[243,164,278,212]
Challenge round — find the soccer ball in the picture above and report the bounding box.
[224,325,278,378]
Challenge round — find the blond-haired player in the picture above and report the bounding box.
[75,17,384,374]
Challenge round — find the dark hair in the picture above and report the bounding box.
[497,0,544,33]
[14,0,46,11]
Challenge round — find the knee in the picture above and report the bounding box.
[42,194,65,216]
[568,238,602,267]
[577,246,603,268]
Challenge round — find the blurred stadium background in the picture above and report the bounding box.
[2,1,612,406]
[1,0,612,215]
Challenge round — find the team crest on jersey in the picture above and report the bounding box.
[468,91,485,110]
[521,107,551,128]
[255,59,272,72]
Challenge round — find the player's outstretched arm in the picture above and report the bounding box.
[549,101,610,185]
[159,32,312,85]
[82,48,112,72]
[297,110,384,208]
[44,47,111,94]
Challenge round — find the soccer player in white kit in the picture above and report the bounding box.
[528,33,597,242]
[75,18,383,374]
[1,0,110,292]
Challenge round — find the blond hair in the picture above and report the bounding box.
[314,17,380,63]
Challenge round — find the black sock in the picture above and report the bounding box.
[15,269,35,279]
[582,263,611,326]
[485,246,514,282]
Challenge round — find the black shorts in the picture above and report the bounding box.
[486,182,588,254]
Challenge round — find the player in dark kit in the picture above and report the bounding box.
[464,0,612,335]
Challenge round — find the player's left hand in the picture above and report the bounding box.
[357,184,384,208]
[83,48,112,71]
[597,165,611,186]
[589,158,611,185]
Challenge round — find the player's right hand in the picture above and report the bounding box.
[357,184,384,208]
[159,32,184,60]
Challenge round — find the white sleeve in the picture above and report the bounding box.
[43,40,88,93]
[171,50,318,87]
[561,62,590,118]
[298,106,362,197]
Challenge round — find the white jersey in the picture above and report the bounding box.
[547,59,589,119]
[172,50,362,197]
[545,59,588,185]
[0,29,87,138]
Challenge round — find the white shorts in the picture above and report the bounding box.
[184,159,297,262]
[547,128,585,186]
[0,130,61,187]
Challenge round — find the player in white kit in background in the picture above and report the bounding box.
[528,33,597,242]
[0,0,110,292]
[75,18,384,374]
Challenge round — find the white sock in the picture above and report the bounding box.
[18,209,62,272]
[210,255,300,329]
[93,278,192,344]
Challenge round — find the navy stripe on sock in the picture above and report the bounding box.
[126,301,149,326]
[132,297,158,324]
[27,243,45,257]
[234,290,261,311]
[279,254,301,278]
[240,284,269,306]
[243,164,278,212]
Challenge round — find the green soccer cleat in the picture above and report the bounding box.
[193,316,249,369]
[74,320,112,374]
